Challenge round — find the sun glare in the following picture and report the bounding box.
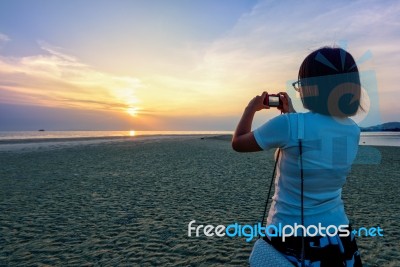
[129,130,136,136]
[127,107,139,117]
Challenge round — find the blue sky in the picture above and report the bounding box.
[0,0,398,130]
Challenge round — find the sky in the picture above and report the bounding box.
[0,0,399,131]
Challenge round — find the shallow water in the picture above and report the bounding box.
[359,132,400,147]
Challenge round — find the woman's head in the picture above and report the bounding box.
[298,47,361,117]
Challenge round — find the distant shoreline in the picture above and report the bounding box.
[359,121,400,132]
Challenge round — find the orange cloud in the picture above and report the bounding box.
[0,41,143,117]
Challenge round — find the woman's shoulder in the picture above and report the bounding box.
[303,112,360,133]
[267,112,360,137]
[265,113,291,125]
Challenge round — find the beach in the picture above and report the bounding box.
[0,135,399,267]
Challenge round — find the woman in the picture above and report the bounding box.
[232,47,363,266]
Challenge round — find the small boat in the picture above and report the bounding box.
[38,129,45,132]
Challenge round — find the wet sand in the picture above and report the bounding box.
[0,135,398,266]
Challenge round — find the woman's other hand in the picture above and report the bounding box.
[278,92,296,113]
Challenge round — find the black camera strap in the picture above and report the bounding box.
[259,148,281,230]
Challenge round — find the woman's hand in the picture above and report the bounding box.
[232,91,296,152]
[246,91,269,112]
[278,92,296,113]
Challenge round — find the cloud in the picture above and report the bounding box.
[113,0,399,127]
[1,0,398,130]
[0,33,10,47]
[184,0,400,124]
[0,41,143,114]
[201,0,400,73]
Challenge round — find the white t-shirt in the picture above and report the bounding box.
[253,112,360,228]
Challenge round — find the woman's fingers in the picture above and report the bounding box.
[261,91,269,108]
[279,92,290,103]
[261,91,270,109]
[248,92,270,111]
[278,92,290,113]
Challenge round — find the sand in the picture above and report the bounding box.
[0,135,398,266]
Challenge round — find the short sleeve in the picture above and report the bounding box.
[253,114,290,150]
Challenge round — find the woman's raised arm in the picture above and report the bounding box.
[231,92,269,152]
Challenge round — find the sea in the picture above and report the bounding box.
[0,131,231,141]
[0,131,399,147]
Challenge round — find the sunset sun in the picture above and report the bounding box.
[126,107,139,117]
